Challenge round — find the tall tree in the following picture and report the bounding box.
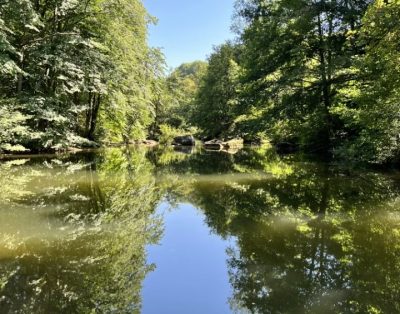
[165,61,208,128]
[98,0,160,144]
[332,0,400,163]
[235,0,371,152]
[0,0,163,152]
[192,42,241,139]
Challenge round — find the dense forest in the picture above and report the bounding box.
[1,0,400,164]
[0,0,165,151]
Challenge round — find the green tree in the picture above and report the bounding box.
[235,0,370,152]
[332,0,400,163]
[164,61,208,129]
[192,42,242,139]
[0,0,164,152]
[98,0,161,144]
[0,0,108,151]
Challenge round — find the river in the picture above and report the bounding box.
[0,146,399,313]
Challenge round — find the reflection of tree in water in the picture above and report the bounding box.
[0,148,163,313]
[170,151,400,314]
[1,146,400,313]
[225,211,400,314]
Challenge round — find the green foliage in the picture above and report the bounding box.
[158,124,182,145]
[0,0,107,151]
[235,0,371,151]
[1,0,400,165]
[0,0,165,152]
[166,61,208,128]
[192,42,242,139]
[98,0,161,144]
[0,101,31,152]
[191,0,400,164]
[149,61,208,139]
[333,0,400,163]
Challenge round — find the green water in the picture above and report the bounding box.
[0,146,399,314]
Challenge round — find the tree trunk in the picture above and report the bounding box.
[87,94,101,141]
[17,49,24,94]
[317,11,333,150]
[85,92,93,137]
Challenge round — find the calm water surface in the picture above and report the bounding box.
[0,146,399,313]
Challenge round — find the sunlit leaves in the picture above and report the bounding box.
[0,0,162,151]
[192,42,242,139]
[336,0,400,163]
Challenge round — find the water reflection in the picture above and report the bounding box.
[0,146,399,313]
[0,149,162,313]
[167,150,400,314]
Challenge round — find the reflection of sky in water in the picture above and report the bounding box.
[143,202,235,314]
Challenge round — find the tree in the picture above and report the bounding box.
[192,42,242,139]
[98,0,161,144]
[235,0,371,152]
[0,0,164,152]
[165,61,208,129]
[332,0,400,163]
[0,0,108,151]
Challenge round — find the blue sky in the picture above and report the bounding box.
[143,0,236,69]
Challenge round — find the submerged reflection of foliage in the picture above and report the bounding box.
[0,148,163,313]
[161,150,400,314]
[2,146,400,313]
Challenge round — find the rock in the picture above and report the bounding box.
[204,138,244,151]
[174,145,195,154]
[126,140,158,146]
[204,139,224,150]
[224,138,244,149]
[141,140,158,147]
[67,147,84,153]
[172,135,196,146]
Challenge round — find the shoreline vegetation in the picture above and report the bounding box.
[1,0,399,166]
